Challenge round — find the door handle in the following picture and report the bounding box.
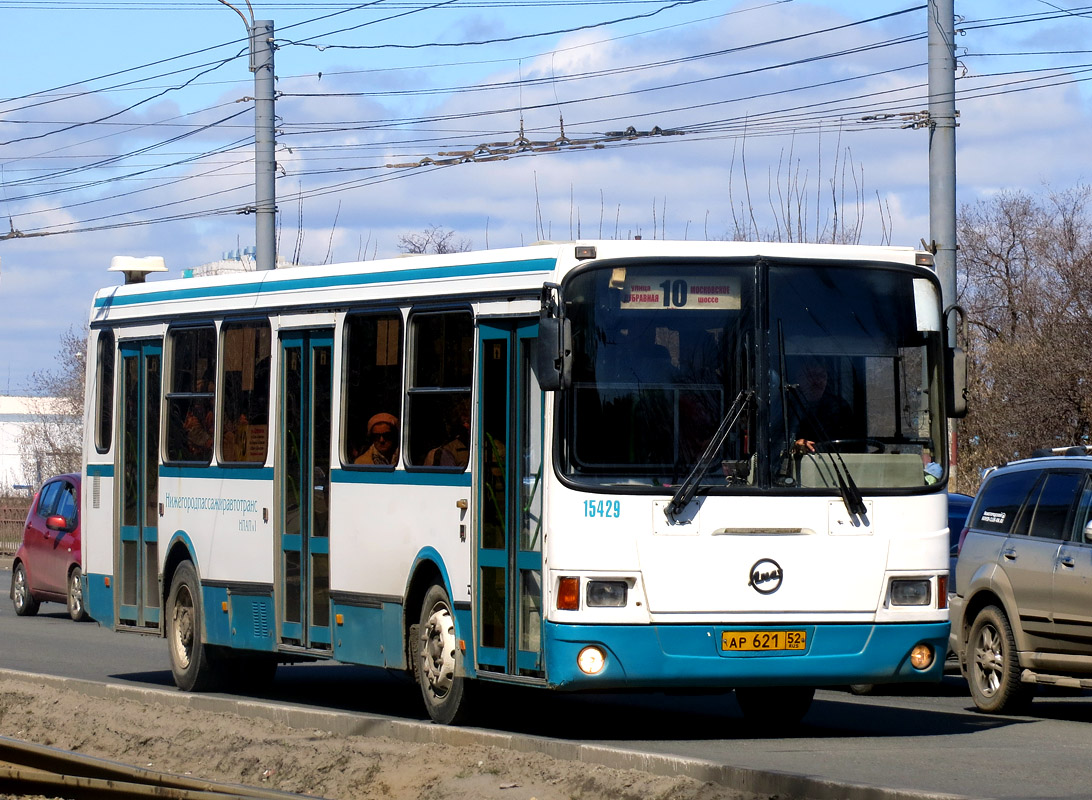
[1001,548,1017,560]
[1059,555,1076,568]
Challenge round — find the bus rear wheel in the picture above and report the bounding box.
[416,583,471,725]
[167,561,220,692]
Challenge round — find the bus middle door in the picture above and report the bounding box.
[277,330,333,651]
[117,339,162,631]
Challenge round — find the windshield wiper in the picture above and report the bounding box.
[783,385,867,518]
[666,389,753,521]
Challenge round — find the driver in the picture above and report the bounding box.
[790,356,857,453]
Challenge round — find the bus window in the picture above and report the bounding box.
[95,330,115,453]
[407,310,473,468]
[165,326,216,464]
[220,321,271,464]
[343,312,403,467]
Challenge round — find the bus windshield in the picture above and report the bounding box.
[559,260,946,493]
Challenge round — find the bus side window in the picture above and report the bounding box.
[165,326,216,464]
[406,310,473,469]
[220,321,271,464]
[95,330,115,453]
[343,311,403,467]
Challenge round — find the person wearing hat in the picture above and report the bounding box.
[355,413,400,465]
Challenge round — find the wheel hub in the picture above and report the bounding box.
[420,607,456,698]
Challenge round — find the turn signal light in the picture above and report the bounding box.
[557,576,580,610]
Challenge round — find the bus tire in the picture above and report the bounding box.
[966,605,1033,714]
[166,561,220,692]
[417,583,471,725]
[734,686,815,731]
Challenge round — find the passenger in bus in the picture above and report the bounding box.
[922,447,943,484]
[424,400,470,467]
[355,413,400,465]
[183,401,213,456]
[790,356,856,453]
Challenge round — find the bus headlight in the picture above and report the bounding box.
[586,580,628,607]
[578,646,606,675]
[890,579,931,606]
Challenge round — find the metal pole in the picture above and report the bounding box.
[927,0,958,482]
[928,0,956,344]
[251,20,276,271]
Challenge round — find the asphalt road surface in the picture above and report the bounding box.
[4,560,1092,800]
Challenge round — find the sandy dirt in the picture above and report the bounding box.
[0,675,763,800]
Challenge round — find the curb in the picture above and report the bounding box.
[0,668,967,800]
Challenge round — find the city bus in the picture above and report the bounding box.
[80,240,964,725]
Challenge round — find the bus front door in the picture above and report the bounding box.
[117,340,162,630]
[476,320,545,679]
[277,331,333,651]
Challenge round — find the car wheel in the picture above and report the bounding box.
[966,605,1033,714]
[67,566,90,622]
[735,686,815,731]
[166,561,221,692]
[11,562,40,617]
[417,583,472,725]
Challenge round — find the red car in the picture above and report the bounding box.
[9,473,89,621]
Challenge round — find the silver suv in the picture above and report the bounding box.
[951,451,1092,713]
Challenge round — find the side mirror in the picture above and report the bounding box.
[1084,519,1092,545]
[46,514,73,533]
[945,346,967,418]
[534,317,572,391]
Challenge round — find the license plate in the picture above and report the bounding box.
[721,630,806,652]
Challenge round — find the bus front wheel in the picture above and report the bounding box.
[416,583,471,725]
[167,561,220,692]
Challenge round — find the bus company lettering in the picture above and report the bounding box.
[748,558,783,594]
[163,492,259,516]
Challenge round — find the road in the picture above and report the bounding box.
[3,560,1092,800]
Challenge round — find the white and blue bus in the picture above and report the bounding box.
[81,240,964,725]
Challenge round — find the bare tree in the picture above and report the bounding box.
[17,325,86,485]
[397,226,472,255]
[957,186,1092,489]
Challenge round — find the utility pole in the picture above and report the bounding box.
[927,0,958,482]
[927,0,956,342]
[251,19,276,272]
[219,2,276,271]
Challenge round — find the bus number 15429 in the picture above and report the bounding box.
[584,499,621,518]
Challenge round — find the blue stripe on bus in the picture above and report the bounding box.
[541,621,950,690]
[93,257,556,308]
[87,464,467,486]
[331,469,472,488]
[159,465,274,481]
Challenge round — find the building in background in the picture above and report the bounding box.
[0,395,80,494]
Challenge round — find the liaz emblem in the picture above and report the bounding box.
[748,558,783,594]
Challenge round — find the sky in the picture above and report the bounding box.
[1,0,1090,394]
